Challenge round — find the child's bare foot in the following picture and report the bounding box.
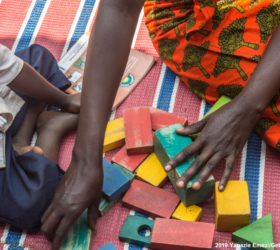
[36,111,79,161]
[37,111,79,137]
[37,111,79,139]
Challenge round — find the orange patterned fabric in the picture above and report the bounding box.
[144,0,280,151]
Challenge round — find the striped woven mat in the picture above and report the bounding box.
[0,0,280,249]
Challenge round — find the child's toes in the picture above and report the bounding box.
[31,146,44,156]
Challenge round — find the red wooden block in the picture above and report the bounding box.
[149,107,188,131]
[122,180,180,219]
[151,218,215,250]
[124,107,154,155]
[111,146,149,173]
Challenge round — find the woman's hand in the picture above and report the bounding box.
[41,157,103,250]
[165,97,263,192]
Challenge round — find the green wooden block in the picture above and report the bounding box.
[232,214,274,250]
[119,215,155,248]
[154,123,214,206]
[99,163,135,216]
[60,210,92,250]
[190,96,232,140]
[113,163,135,182]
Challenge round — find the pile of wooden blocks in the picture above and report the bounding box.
[67,97,274,250]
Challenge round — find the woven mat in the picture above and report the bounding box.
[0,0,279,249]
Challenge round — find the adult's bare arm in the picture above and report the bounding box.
[40,0,145,249]
[165,24,280,193]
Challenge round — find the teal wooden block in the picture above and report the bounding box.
[60,210,92,250]
[119,215,155,248]
[97,242,117,250]
[190,96,232,140]
[99,163,135,216]
[154,123,215,206]
[103,158,131,201]
[232,214,274,250]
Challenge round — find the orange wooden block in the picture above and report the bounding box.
[124,107,154,155]
[151,218,215,250]
[111,146,149,173]
[122,180,180,219]
[149,107,187,131]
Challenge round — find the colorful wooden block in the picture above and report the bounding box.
[124,107,154,155]
[232,214,274,250]
[102,158,131,202]
[60,210,92,250]
[149,107,188,131]
[99,163,135,216]
[119,215,155,248]
[97,243,117,250]
[190,96,232,140]
[135,153,168,187]
[122,180,180,219]
[104,117,125,152]
[172,202,202,222]
[215,181,250,232]
[151,218,215,250]
[154,123,215,206]
[111,145,148,172]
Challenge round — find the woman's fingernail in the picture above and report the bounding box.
[192,182,200,189]
[219,185,224,191]
[176,128,184,131]
[165,165,172,171]
[178,181,184,188]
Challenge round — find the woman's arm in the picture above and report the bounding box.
[166,24,280,192]
[40,0,145,249]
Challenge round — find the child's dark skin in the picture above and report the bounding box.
[8,62,81,158]
[15,0,278,249]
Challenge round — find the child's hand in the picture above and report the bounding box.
[63,93,81,113]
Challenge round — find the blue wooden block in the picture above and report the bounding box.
[97,242,117,250]
[102,158,131,202]
[99,163,135,216]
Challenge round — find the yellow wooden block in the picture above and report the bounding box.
[215,181,251,232]
[172,202,202,222]
[103,118,125,152]
[135,153,168,187]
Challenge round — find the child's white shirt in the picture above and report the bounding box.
[0,44,26,168]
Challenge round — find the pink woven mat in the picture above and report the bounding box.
[0,1,280,249]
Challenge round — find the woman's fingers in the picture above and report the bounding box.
[191,153,224,190]
[176,150,213,189]
[218,156,236,191]
[176,117,208,136]
[165,141,201,172]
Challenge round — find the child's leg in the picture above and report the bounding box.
[35,111,79,162]
[11,102,45,155]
